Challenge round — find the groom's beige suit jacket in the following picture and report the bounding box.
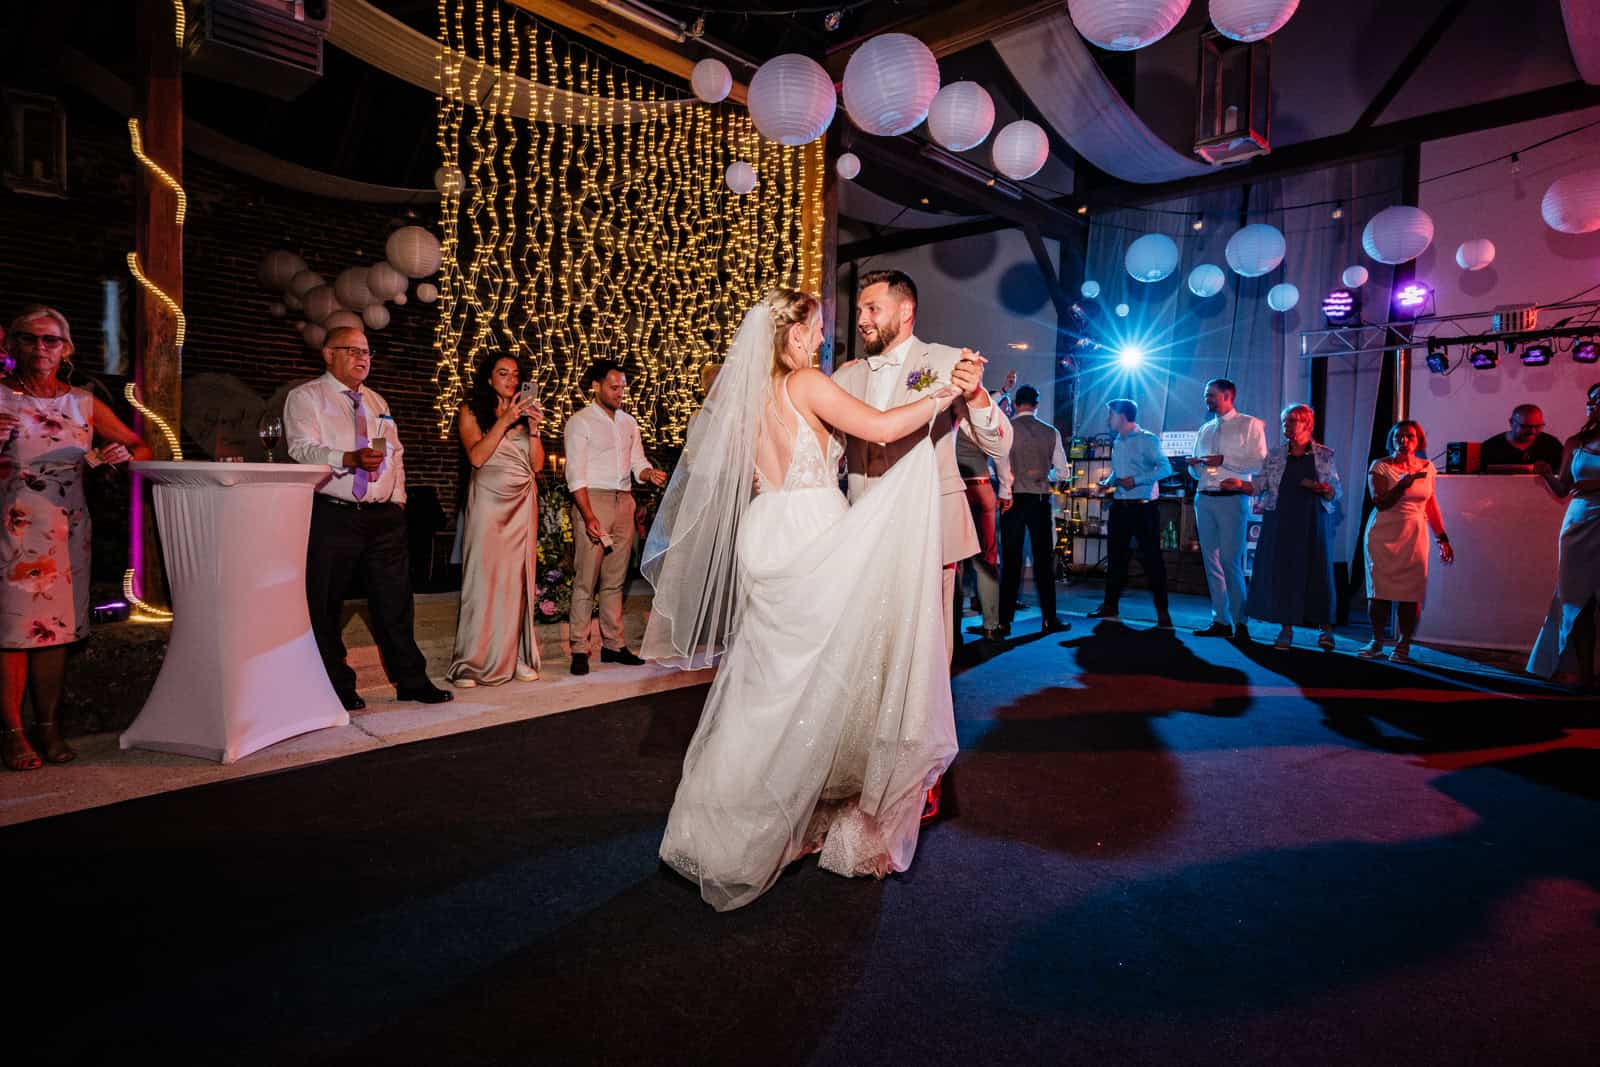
[832,335,1013,566]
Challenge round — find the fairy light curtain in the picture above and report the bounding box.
[432,0,824,448]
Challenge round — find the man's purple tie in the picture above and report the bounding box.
[346,389,370,500]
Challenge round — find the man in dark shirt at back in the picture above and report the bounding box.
[1480,404,1564,469]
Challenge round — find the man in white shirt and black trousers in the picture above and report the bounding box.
[1187,377,1268,639]
[564,359,669,676]
[284,326,452,711]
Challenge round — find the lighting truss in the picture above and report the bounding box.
[1299,300,1600,360]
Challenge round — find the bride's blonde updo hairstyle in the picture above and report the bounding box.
[764,288,820,377]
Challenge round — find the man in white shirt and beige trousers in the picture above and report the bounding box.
[1187,377,1268,639]
[564,359,668,675]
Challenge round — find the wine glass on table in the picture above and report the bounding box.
[258,413,284,463]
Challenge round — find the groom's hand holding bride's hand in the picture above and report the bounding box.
[950,349,989,403]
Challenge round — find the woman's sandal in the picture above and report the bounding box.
[3,727,43,772]
[33,725,76,765]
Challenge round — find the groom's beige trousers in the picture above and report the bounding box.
[569,490,635,653]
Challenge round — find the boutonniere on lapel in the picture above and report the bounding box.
[905,366,941,392]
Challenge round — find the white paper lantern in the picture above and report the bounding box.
[927,82,996,152]
[1540,171,1600,234]
[323,310,364,334]
[367,261,408,301]
[1069,0,1192,50]
[393,291,408,306]
[433,166,464,196]
[386,225,443,279]
[691,58,733,104]
[1115,302,1131,317]
[1209,0,1298,42]
[1362,205,1434,264]
[258,250,307,291]
[416,282,439,304]
[362,304,392,330]
[1225,223,1286,277]
[1125,233,1180,282]
[303,323,327,349]
[268,301,287,318]
[841,33,940,137]
[725,161,758,195]
[288,270,325,298]
[302,285,343,324]
[1341,265,1370,288]
[284,291,304,312]
[1455,238,1496,271]
[992,120,1049,181]
[1267,282,1300,312]
[1188,263,1226,298]
[1081,279,1102,299]
[334,267,376,310]
[748,53,836,146]
[835,152,861,180]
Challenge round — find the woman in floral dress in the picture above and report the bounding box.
[1,307,150,770]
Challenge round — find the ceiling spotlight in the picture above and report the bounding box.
[824,9,841,31]
[1574,338,1599,364]
[1116,344,1145,369]
[1191,214,1205,232]
[1077,204,1089,215]
[1510,151,1522,175]
[1330,202,1344,220]
[1425,337,1449,374]
[1322,288,1356,323]
[1468,346,1499,370]
[1520,342,1553,367]
[1392,281,1434,319]
[688,13,705,37]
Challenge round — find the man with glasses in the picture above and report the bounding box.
[284,325,451,711]
[1480,403,1564,470]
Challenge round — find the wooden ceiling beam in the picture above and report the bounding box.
[505,0,750,104]
[824,0,1060,80]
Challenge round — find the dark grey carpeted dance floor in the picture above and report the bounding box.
[9,624,1600,1065]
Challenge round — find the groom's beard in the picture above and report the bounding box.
[860,322,903,356]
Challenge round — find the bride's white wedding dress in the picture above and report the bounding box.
[655,377,957,911]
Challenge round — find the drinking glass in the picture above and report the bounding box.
[258,414,284,462]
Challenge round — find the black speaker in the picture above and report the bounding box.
[1445,441,1480,474]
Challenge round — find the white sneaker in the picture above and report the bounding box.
[1356,640,1385,658]
[1388,643,1413,664]
[515,664,540,681]
[451,677,478,689]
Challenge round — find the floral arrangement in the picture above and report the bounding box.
[905,366,941,392]
[535,475,575,622]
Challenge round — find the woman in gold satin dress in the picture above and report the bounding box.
[447,354,545,688]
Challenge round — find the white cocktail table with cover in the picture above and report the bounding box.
[121,461,349,762]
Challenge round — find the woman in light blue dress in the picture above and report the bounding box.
[1529,382,1600,694]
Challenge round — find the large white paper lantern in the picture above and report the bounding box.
[691,58,733,104]
[416,283,439,304]
[1342,265,1370,288]
[748,53,836,146]
[835,152,861,180]
[334,267,376,310]
[258,250,307,291]
[303,323,327,350]
[992,120,1049,180]
[1188,263,1226,297]
[288,270,325,299]
[433,166,463,197]
[393,291,408,306]
[1125,233,1180,282]
[1267,282,1300,312]
[841,33,940,137]
[1225,223,1286,277]
[386,225,443,279]
[323,310,364,334]
[1455,238,1496,271]
[1362,205,1434,264]
[1114,302,1131,317]
[1209,0,1298,42]
[1081,279,1102,299]
[1540,171,1600,234]
[927,82,996,152]
[725,161,758,195]
[302,284,343,324]
[367,261,408,301]
[362,304,392,330]
[1069,0,1191,50]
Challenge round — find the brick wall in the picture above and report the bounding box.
[0,87,461,514]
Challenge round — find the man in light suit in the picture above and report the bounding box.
[833,269,1013,661]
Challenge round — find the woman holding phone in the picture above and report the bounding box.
[1359,419,1453,663]
[446,353,545,688]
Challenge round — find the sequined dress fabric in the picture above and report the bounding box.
[659,381,955,910]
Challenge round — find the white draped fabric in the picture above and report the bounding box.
[993,12,1212,185]
[1562,0,1600,85]
[1075,156,1402,563]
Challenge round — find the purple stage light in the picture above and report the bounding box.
[1520,342,1553,367]
[1574,339,1599,364]
[1393,282,1434,318]
[1322,288,1355,322]
[1468,347,1499,370]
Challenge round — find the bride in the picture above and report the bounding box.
[643,289,960,911]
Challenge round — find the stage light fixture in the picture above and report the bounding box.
[1192,214,1205,232]
[1116,344,1145,369]
[1468,347,1499,370]
[1520,342,1553,367]
[1574,338,1599,364]
[823,9,841,31]
[1425,338,1449,374]
[1330,202,1344,220]
[1392,281,1434,319]
[1322,288,1356,323]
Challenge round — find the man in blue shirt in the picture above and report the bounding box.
[1088,398,1174,629]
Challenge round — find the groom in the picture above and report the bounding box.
[834,269,1012,657]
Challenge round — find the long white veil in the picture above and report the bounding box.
[640,302,773,668]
